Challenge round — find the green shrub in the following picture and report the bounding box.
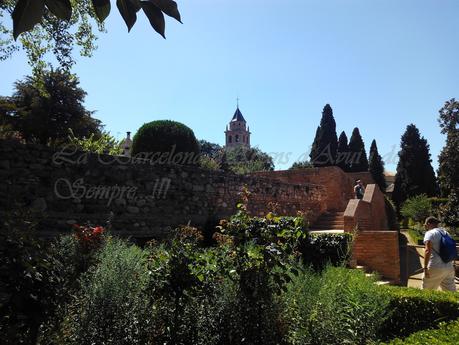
[299,232,354,270]
[385,319,459,345]
[401,194,431,223]
[378,286,459,341]
[283,266,390,345]
[440,189,459,228]
[131,120,200,164]
[67,128,122,155]
[0,213,64,345]
[61,238,153,345]
[407,223,425,245]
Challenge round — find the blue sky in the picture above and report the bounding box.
[1,0,458,171]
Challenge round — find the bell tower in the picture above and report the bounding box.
[225,105,251,149]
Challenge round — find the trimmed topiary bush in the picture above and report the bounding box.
[131,120,200,165]
[385,319,459,345]
[378,286,459,341]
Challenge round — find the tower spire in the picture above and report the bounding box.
[236,96,239,108]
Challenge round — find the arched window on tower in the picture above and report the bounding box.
[235,135,239,142]
[229,135,232,143]
[242,136,245,143]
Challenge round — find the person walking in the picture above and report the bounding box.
[354,180,365,199]
[422,216,457,291]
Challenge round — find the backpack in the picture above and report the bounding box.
[436,229,458,263]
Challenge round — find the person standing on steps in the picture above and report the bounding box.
[422,216,457,292]
[354,180,365,199]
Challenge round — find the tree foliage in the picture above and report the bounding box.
[437,99,459,227]
[392,124,438,209]
[369,139,386,192]
[309,104,338,167]
[289,160,313,170]
[131,120,200,163]
[0,69,102,145]
[348,127,368,172]
[225,146,275,174]
[336,130,350,172]
[437,99,459,196]
[0,0,182,72]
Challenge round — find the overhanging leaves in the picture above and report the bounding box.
[92,0,111,22]
[117,0,141,32]
[44,0,72,21]
[12,0,46,40]
[149,0,181,23]
[141,1,165,38]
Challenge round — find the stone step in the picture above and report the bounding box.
[312,226,345,230]
[315,220,344,225]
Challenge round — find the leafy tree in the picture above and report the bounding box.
[437,99,459,227]
[336,130,350,172]
[225,146,274,174]
[2,69,102,145]
[289,160,313,170]
[1,0,182,72]
[309,104,338,167]
[368,139,386,192]
[437,99,459,196]
[199,140,222,159]
[67,128,122,155]
[348,127,368,172]
[392,124,438,209]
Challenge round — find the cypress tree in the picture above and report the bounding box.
[336,131,350,171]
[348,127,369,172]
[309,104,338,167]
[368,139,387,192]
[392,124,438,209]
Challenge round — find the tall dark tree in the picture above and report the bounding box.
[368,139,387,192]
[336,131,350,171]
[309,104,338,167]
[3,69,101,145]
[348,127,368,172]
[437,99,459,196]
[437,99,459,226]
[392,124,438,209]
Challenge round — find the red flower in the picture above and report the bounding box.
[93,226,104,235]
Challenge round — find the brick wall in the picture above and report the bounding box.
[0,140,326,237]
[353,231,401,283]
[252,167,358,212]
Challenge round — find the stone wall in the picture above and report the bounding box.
[0,140,326,237]
[353,231,401,283]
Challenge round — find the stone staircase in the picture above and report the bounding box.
[311,211,345,231]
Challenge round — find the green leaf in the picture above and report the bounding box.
[141,1,165,38]
[117,0,141,32]
[44,0,72,21]
[12,0,46,40]
[149,0,181,23]
[92,0,111,22]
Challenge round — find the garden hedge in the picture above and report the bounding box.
[385,319,459,344]
[300,232,353,270]
[378,286,459,341]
